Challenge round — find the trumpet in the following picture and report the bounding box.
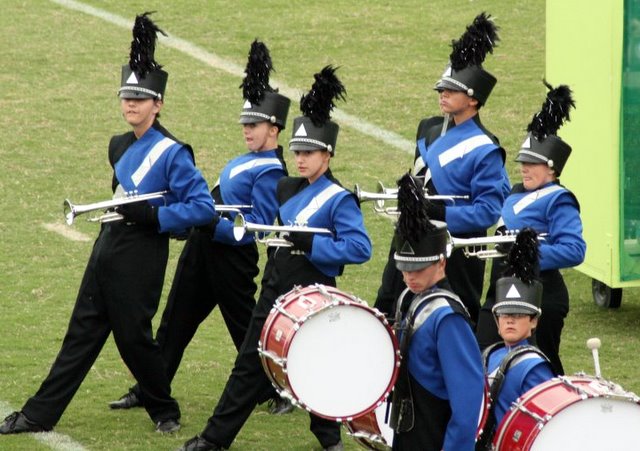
[63,191,168,225]
[233,213,333,247]
[449,231,547,260]
[355,181,469,216]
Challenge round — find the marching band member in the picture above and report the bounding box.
[108,40,294,415]
[178,66,372,451]
[375,12,510,325]
[0,12,214,435]
[475,229,555,449]
[476,81,586,375]
[390,173,484,451]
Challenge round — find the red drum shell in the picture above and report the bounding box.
[493,375,640,451]
[259,284,400,421]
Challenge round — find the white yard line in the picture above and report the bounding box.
[49,0,415,154]
[0,401,87,450]
[45,0,415,242]
[43,223,92,242]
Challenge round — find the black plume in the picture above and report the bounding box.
[504,228,540,284]
[240,39,274,104]
[450,12,499,70]
[129,12,167,77]
[300,65,346,126]
[396,172,436,243]
[527,80,575,140]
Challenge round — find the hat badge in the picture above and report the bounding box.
[126,72,139,85]
[522,137,531,149]
[243,99,252,109]
[505,284,521,299]
[295,123,308,137]
[400,241,416,255]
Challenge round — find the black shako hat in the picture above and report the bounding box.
[493,228,542,317]
[289,66,345,155]
[434,12,499,106]
[239,40,290,129]
[515,80,575,176]
[393,173,448,272]
[119,12,168,100]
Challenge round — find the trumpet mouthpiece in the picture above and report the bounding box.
[586,337,601,350]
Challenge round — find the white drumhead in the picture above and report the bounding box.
[531,397,640,450]
[286,304,396,418]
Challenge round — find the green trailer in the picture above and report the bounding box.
[546,0,640,307]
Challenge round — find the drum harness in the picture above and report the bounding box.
[475,343,555,450]
[390,287,469,433]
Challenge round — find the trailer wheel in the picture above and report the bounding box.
[592,279,622,308]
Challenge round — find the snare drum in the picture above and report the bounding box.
[258,284,400,420]
[493,375,640,450]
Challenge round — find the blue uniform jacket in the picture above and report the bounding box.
[214,148,286,245]
[405,289,485,450]
[114,125,214,234]
[417,116,509,234]
[500,182,586,271]
[486,339,555,426]
[278,174,371,277]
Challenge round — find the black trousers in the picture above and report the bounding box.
[130,230,258,400]
[22,224,179,428]
[476,264,568,375]
[201,256,341,449]
[375,235,485,326]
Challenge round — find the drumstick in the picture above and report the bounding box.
[586,337,602,379]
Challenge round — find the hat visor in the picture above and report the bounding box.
[118,89,156,100]
[394,259,435,272]
[289,141,326,152]
[515,151,547,164]
[492,304,539,316]
[433,79,465,92]
[239,115,266,125]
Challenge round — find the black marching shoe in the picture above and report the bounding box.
[108,390,142,409]
[155,418,181,434]
[0,411,50,434]
[177,435,223,451]
[267,395,294,415]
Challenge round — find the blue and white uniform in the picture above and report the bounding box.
[214,149,285,245]
[416,116,510,234]
[21,122,214,429]
[114,124,214,233]
[486,340,555,427]
[500,182,585,270]
[121,146,288,406]
[477,182,586,374]
[198,170,372,450]
[392,284,485,451]
[375,115,509,325]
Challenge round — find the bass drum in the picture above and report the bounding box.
[344,401,394,450]
[259,284,400,420]
[493,375,640,450]
[344,384,489,449]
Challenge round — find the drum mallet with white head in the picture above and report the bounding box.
[586,337,602,379]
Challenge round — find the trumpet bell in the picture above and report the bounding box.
[63,190,168,226]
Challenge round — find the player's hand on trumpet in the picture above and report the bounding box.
[116,201,159,227]
[286,232,314,254]
[196,213,221,237]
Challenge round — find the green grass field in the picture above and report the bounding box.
[1,1,639,450]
